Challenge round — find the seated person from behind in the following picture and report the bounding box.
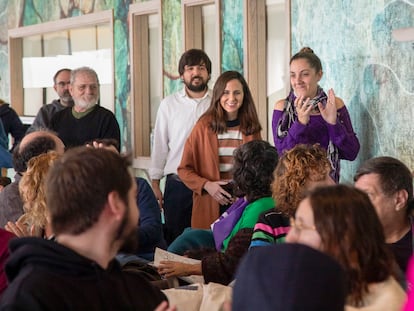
[5,152,60,239]
[87,139,166,261]
[0,147,169,310]
[233,243,347,311]
[0,99,26,151]
[158,140,278,285]
[250,144,334,248]
[0,130,65,228]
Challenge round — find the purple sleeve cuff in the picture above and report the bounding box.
[327,107,360,160]
[272,110,310,155]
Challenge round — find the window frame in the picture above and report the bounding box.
[8,10,115,117]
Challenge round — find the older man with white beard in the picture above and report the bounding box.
[50,66,120,150]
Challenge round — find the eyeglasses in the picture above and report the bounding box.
[56,81,71,87]
[289,217,316,233]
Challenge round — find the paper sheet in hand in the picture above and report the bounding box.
[154,248,205,284]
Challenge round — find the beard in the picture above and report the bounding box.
[116,207,139,254]
[184,76,209,93]
[60,91,73,103]
[76,96,99,110]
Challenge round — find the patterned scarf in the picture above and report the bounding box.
[276,86,339,182]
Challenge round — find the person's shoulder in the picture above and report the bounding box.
[52,105,71,116]
[334,97,345,109]
[49,107,70,123]
[259,208,289,224]
[197,114,211,124]
[159,89,187,109]
[91,106,118,121]
[0,103,11,115]
[274,99,286,111]
[189,115,211,134]
[94,105,115,114]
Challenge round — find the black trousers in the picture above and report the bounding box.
[163,174,193,245]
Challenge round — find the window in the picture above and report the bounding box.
[243,0,290,140]
[8,10,114,118]
[183,0,220,85]
[129,1,162,164]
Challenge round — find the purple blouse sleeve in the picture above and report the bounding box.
[272,106,360,161]
[327,106,360,160]
[272,109,313,156]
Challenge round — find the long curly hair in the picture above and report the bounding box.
[272,144,331,216]
[308,185,394,307]
[19,151,61,231]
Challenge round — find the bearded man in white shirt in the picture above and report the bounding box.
[149,49,212,245]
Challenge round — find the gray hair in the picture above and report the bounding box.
[70,66,100,85]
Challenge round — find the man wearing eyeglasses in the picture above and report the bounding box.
[49,66,120,150]
[27,68,74,133]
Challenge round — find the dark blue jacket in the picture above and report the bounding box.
[136,178,166,259]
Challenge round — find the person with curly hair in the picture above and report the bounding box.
[5,151,60,238]
[287,185,406,310]
[158,140,277,285]
[250,143,334,248]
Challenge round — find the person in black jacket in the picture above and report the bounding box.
[0,147,171,311]
[0,99,25,151]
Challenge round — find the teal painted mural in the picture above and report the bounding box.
[113,0,131,150]
[291,0,414,182]
[162,0,182,96]
[221,0,243,74]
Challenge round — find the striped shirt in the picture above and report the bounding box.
[249,209,291,248]
[217,120,242,180]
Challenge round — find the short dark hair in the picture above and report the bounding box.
[0,176,11,187]
[232,140,278,202]
[46,147,132,235]
[178,49,212,76]
[354,156,413,212]
[53,68,72,84]
[13,135,57,173]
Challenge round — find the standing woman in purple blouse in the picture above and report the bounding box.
[273,47,360,182]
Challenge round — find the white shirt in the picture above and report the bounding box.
[149,87,212,180]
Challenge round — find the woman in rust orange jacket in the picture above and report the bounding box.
[178,71,262,229]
